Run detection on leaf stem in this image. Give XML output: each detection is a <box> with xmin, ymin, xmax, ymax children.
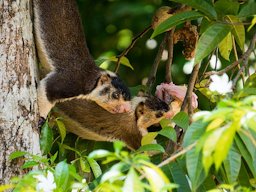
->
<box><xmin>165</xmin><ymin>28</ymin><xmax>175</xmax><ymax>83</ymax></box>
<box><xmin>158</xmin><ymin>142</ymin><xmax>197</xmax><ymax>168</ymax></box>
<box><xmin>146</xmin><ymin>33</ymin><xmax>168</xmax><ymax>93</ymax></box>
<box><xmin>114</xmin><ymin>25</ymin><xmax>152</xmax><ymax>73</ymax></box>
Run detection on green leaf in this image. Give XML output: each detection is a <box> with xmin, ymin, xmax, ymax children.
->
<box><xmin>50</xmin><ymin>151</ymin><xmax>58</xmax><ymax>164</ymax></box>
<box><xmin>238</xmin><ymin>130</ymin><xmax>256</xmax><ymax>158</ymax></box>
<box><xmin>238</xmin><ymin>1</ymin><xmax>256</xmax><ymax>18</ymax></box>
<box><xmin>235</xmin><ymin>135</ymin><xmax>256</xmax><ymax>177</ymax></box>
<box><xmin>141</xmin><ymin>132</ymin><xmax>158</xmax><ymax>145</ymax></box>
<box><xmin>62</xmin><ymin>144</ymin><xmax>81</xmax><ymax>155</ymax></box>
<box><xmin>137</xmin><ymin>144</ymin><xmax>165</xmax><ymax>153</ymax></box>
<box><xmin>204</xmin><ymin>108</ymin><xmax>233</xmax><ymax>122</ymax></box>
<box><xmin>172</xmin><ymin>111</ymin><xmax>189</xmax><ymax>129</ymax></box>
<box><xmin>206</xmin><ymin>117</ymin><xmax>225</xmax><ymax>131</ymax></box>
<box><xmin>56</xmin><ymin>118</ymin><xmax>66</xmax><ymax>144</ymax></box>
<box><xmin>21</xmin><ymin>161</ymin><xmax>39</xmax><ymax>169</ymax></box>
<box><xmin>102</xmin><ymin>156</ymin><xmax>119</xmax><ymax>164</ymax></box>
<box><xmin>223</xmin><ymin>145</ymin><xmax>241</xmax><ymax>183</ymax></box>
<box><xmin>170</xmin><ymin>0</ymin><xmax>217</xmax><ymax>19</ymax></box>
<box><xmin>202</xmin><ymin>127</ymin><xmax>225</xmax><ymax>173</ymax></box>
<box><xmin>213</xmin><ymin>122</ymin><xmax>238</xmax><ymax>170</ymax></box>
<box><xmin>218</xmin><ymin>32</ymin><xmax>232</xmax><ymax>61</ymax></box>
<box><xmin>95</xmin><ymin>58</ymin><xmax>107</xmax><ymax>66</ymax></box>
<box><xmin>195</xmin><ymin>23</ymin><xmax>231</xmax><ymax>63</ymax></box>
<box><xmin>238</xmin><ymin>131</ymin><xmax>256</xmax><ymax>169</ymax></box>
<box><xmin>142</xmin><ymin>162</ymin><xmax>170</xmax><ymax>191</ymax></box>
<box><xmin>151</xmin><ymin>11</ymin><xmax>203</xmax><ymax>38</ymax></box>
<box><xmin>245</xmin><ymin>73</ymin><xmax>256</xmax><ymax>88</ymax></box>
<box><xmin>201</xmin><ymin>175</ymin><xmax>217</xmax><ymax>190</ymax></box>
<box><xmin>114</xmin><ymin>141</ymin><xmax>125</xmax><ymax>154</ymax></box>
<box><xmin>69</xmin><ymin>164</ymin><xmax>83</xmax><ymax>181</ymax></box>
<box><xmin>96</xmin><ymin>56</ymin><xmax>134</xmax><ymax>70</ymax></box>
<box><xmin>101</xmin><ymin>162</ymin><xmax>126</xmax><ymax>183</ymax></box>
<box><xmin>87</xmin><ymin>158</ymin><xmax>102</xmax><ymax>178</ymax></box>
<box><xmin>159</xmin><ymin>126</ymin><xmax>177</xmax><ymax>142</ymax></box>
<box><xmin>160</xmin><ymin>118</ymin><xmax>171</xmax><ymax>128</ymax></box>
<box><xmin>248</xmin><ymin>16</ymin><xmax>256</xmax><ymax>31</ymax></box>
<box><xmin>183</xmin><ymin>120</ymin><xmax>207</xmax><ymax>147</ymax></box>
<box><xmin>186</xmin><ymin>149</ymin><xmax>206</xmax><ymax>191</ymax></box>
<box><xmin>9</xmin><ymin>151</ymin><xmax>27</xmax><ymax>160</ymax></box>
<box><xmin>55</xmin><ymin>161</ymin><xmax>69</xmax><ymax>190</ymax></box>
<box><xmin>163</xmin><ymin>162</ymin><xmax>190</xmax><ymax>192</ymax></box>
<box><xmin>246</xmin><ymin>115</ymin><xmax>256</xmax><ymax>132</ymax></box>
<box><xmin>88</xmin><ymin>149</ymin><xmax>112</xmax><ymax>159</ymax></box>
<box><xmin>111</xmin><ymin>56</ymin><xmax>134</xmax><ymax>70</ymax></box>
<box><xmin>183</xmin><ymin>121</ymin><xmax>207</xmax><ymax>190</ymax></box>
<box><xmin>80</xmin><ymin>158</ymin><xmax>91</xmax><ymax>173</ymax></box>
<box><xmin>40</xmin><ymin>121</ymin><xmax>53</xmax><ymax>155</ymax></box>
<box><xmin>200</xmin><ymin>18</ymin><xmax>213</xmax><ymax>34</ymax></box>
<box><xmin>122</xmin><ymin>168</ymin><xmax>144</xmax><ymax>192</ymax></box>
<box><xmin>0</xmin><ymin>184</ymin><xmax>14</xmax><ymax>191</ymax></box>
<box><xmin>237</xmin><ymin>161</ymin><xmax>252</xmax><ymax>187</ymax></box>
<box><xmin>234</xmin><ymin>88</ymin><xmax>256</xmax><ymax>99</ymax></box>
<box><xmin>226</xmin><ymin>15</ymin><xmax>245</xmax><ymax>51</ymax></box>
<box><xmin>214</xmin><ymin>0</ymin><xmax>240</xmax><ymax>16</ymax></box>
<box><xmin>160</xmin><ymin>184</ymin><xmax>179</xmax><ymax>191</ymax></box>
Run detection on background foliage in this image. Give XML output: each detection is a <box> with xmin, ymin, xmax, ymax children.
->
<box><xmin>1</xmin><ymin>0</ymin><xmax>256</xmax><ymax>191</ymax></box>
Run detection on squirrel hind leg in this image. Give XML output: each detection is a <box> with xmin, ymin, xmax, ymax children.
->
<box><xmin>87</xmin><ymin>72</ymin><xmax>132</xmax><ymax>113</ymax></box>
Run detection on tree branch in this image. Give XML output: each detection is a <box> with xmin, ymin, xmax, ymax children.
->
<box><xmin>174</xmin><ymin>63</ymin><xmax>200</xmax><ymax>142</ymax></box>
<box><xmin>181</xmin><ymin>63</ymin><xmax>200</xmax><ymax>115</ymax></box>
<box><xmin>205</xmin><ymin>32</ymin><xmax>256</xmax><ymax>78</ymax></box>
<box><xmin>232</xmin><ymin>32</ymin><xmax>256</xmax><ymax>89</ymax></box>
<box><xmin>114</xmin><ymin>25</ymin><xmax>152</xmax><ymax>73</ymax></box>
<box><xmin>146</xmin><ymin>33</ymin><xmax>168</xmax><ymax>93</ymax></box>
<box><xmin>165</xmin><ymin>29</ymin><xmax>175</xmax><ymax>83</ymax></box>
<box><xmin>158</xmin><ymin>142</ymin><xmax>197</xmax><ymax>168</ymax></box>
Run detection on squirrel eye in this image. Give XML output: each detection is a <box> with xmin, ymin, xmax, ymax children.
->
<box><xmin>155</xmin><ymin>112</ymin><xmax>163</xmax><ymax>118</ymax></box>
<box><xmin>112</xmin><ymin>92</ymin><xmax>120</xmax><ymax>99</ymax></box>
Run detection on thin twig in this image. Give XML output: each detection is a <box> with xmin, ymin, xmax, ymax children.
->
<box><xmin>232</xmin><ymin>35</ymin><xmax>245</xmax><ymax>84</ymax></box>
<box><xmin>165</xmin><ymin>29</ymin><xmax>175</xmax><ymax>83</ymax></box>
<box><xmin>232</xmin><ymin>32</ymin><xmax>256</xmax><ymax>89</ymax></box>
<box><xmin>205</xmin><ymin>58</ymin><xmax>243</xmax><ymax>77</ymax></box>
<box><xmin>158</xmin><ymin>142</ymin><xmax>197</xmax><ymax>168</ymax></box>
<box><xmin>205</xmin><ymin>32</ymin><xmax>256</xmax><ymax>78</ymax></box>
<box><xmin>146</xmin><ymin>33</ymin><xmax>168</xmax><ymax>93</ymax></box>
<box><xmin>200</xmin><ymin>52</ymin><xmax>214</xmax><ymax>81</ymax></box>
<box><xmin>114</xmin><ymin>25</ymin><xmax>152</xmax><ymax>73</ymax></box>
<box><xmin>181</xmin><ymin>63</ymin><xmax>200</xmax><ymax>112</ymax></box>
<box><xmin>174</xmin><ymin>63</ymin><xmax>200</xmax><ymax>142</ymax></box>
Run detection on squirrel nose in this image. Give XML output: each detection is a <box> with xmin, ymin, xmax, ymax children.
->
<box><xmin>165</xmin><ymin>111</ymin><xmax>174</xmax><ymax>119</ymax></box>
<box><xmin>122</xmin><ymin>101</ymin><xmax>131</xmax><ymax>112</ymax></box>
<box><xmin>117</xmin><ymin>101</ymin><xmax>131</xmax><ymax>113</ymax></box>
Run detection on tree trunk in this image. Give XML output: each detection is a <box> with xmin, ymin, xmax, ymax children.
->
<box><xmin>0</xmin><ymin>0</ymin><xmax>40</xmax><ymax>184</ymax></box>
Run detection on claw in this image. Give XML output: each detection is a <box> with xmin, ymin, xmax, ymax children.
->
<box><xmin>38</xmin><ymin>116</ymin><xmax>46</xmax><ymax>129</ymax></box>
<box><xmin>155</xmin><ymin>82</ymin><xmax>198</xmax><ymax>110</ymax></box>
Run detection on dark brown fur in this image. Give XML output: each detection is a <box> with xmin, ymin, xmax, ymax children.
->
<box><xmin>54</xmin><ymin>100</ymin><xmax>142</xmax><ymax>149</ymax></box>
<box><xmin>53</xmin><ymin>96</ymin><xmax>171</xmax><ymax>149</ymax></box>
<box><xmin>34</xmin><ymin>0</ymin><xmax>131</xmax><ymax>118</ymax></box>
<box><xmin>34</xmin><ymin>0</ymin><xmax>101</xmax><ymax>101</ymax></box>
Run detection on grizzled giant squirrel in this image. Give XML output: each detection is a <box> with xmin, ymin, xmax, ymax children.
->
<box><xmin>53</xmin><ymin>96</ymin><xmax>174</xmax><ymax>150</ymax></box>
<box><xmin>34</xmin><ymin>0</ymin><xmax>131</xmax><ymax>118</ymax></box>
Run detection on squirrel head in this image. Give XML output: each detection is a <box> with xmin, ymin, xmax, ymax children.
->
<box><xmin>87</xmin><ymin>71</ymin><xmax>131</xmax><ymax>113</ymax></box>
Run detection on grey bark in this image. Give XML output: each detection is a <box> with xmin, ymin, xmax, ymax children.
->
<box><xmin>0</xmin><ymin>0</ymin><xmax>40</xmax><ymax>184</ymax></box>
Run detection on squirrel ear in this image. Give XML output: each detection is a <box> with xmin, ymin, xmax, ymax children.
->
<box><xmin>98</xmin><ymin>74</ymin><xmax>111</xmax><ymax>85</ymax></box>
<box><xmin>136</xmin><ymin>102</ymin><xmax>145</xmax><ymax>118</ymax></box>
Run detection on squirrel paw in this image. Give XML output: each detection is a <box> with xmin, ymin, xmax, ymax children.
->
<box><xmin>38</xmin><ymin>117</ymin><xmax>46</xmax><ymax>129</ymax></box>
<box><xmin>155</xmin><ymin>82</ymin><xmax>198</xmax><ymax>109</ymax></box>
